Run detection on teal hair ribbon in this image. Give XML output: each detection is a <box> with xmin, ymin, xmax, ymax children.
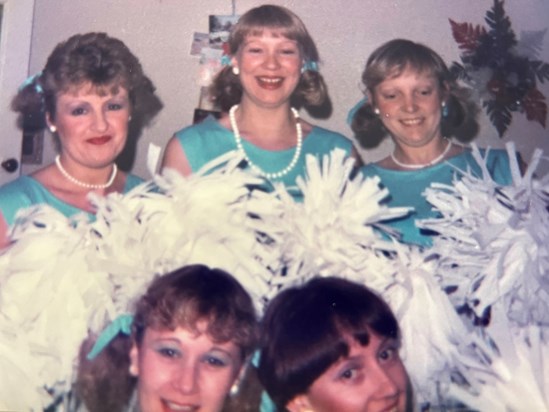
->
<box><xmin>346</xmin><ymin>97</ymin><xmax>367</xmax><ymax>126</ymax></box>
<box><xmin>301</xmin><ymin>60</ymin><xmax>319</xmax><ymax>72</ymax></box>
<box><xmin>220</xmin><ymin>55</ymin><xmax>232</xmax><ymax>66</ymax></box>
<box><xmin>19</xmin><ymin>72</ymin><xmax>43</xmax><ymax>93</ymax></box>
<box><xmin>87</xmin><ymin>314</ymin><xmax>134</xmax><ymax>360</ymax></box>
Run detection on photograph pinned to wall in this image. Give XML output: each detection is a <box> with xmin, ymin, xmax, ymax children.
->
<box><xmin>195</xmin><ymin>48</ymin><xmax>224</xmax><ymax>123</ymax></box>
<box><xmin>209</xmin><ymin>14</ymin><xmax>239</xmax><ymax>53</ymax></box>
<box><xmin>190</xmin><ymin>32</ymin><xmax>210</xmax><ymax>56</ymax></box>
<box><xmin>191</xmin><ymin>13</ymin><xmax>239</xmax><ymax>124</ymax></box>
<box><xmin>198</xmin><ymin>46</ymin><xmax>224</xmax><ymax>88</ymax></box>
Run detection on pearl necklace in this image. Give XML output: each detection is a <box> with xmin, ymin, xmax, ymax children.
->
<box><xmin>229</xmin><ymin>105</ymin><xmax>302</xmax><ymax>179</ymax></box>
<box><xmin>55</xmin><ymin>155</ymin><xmax>117</xmax><ymax>189</ymax></box>
<box><xmin>390</xmin><ymin>139</ymin><xmax>452</xmax><ymax>169</ymax></box>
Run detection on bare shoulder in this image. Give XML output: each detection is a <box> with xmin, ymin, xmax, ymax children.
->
<box><xmin>30</xmin><ymin>164</ymin><xmax>58</xmax><ymax>190</ymax></box>
<box><xmin>161</xmin><ymin>135</ymin><xmax>192</xmax><ymax>176</ymax></box>
<box><xmin>0</xmin><ymin>213</ymin><xmax>10</xmax><ymax>250</ymax></box>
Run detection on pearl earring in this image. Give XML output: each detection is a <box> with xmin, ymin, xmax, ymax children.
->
<box><xmin>49</xmin><ymin>125</ymin><xmax>57</xmax><ymax>133</ymax></box>
<box><xmin>232</xmin><ymin>66</ymin><xmax>240</xmax><ymax>75</ymax></box>
<box><xmin>374</xmin><ymin>108</ymin><xmax>380</xmax><ymax>115</ymax></box>
<box><xmin>441</xmin><ymin>101</ymin><xmax>449</xmax><ymax>118</ymax></box>
<box><xmin>229</xmin><ymin>382</ymin><xmax>239</xmax><ymax>396</ymax></box>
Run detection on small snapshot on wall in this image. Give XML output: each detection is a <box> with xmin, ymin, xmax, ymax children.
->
<box><xmin>192</xmin><ymin>14</ymin><xmax>240</xmax><ymax>124</ymax></box>
<box><xmin>190</xmin><ymin>32</ymin><xmax>210</xmax><ymax>57</ymax></box>
<box><xmin>208</xmin><ymin>14</ymin><xmax>239</xmax><ymax>52</ymax></box>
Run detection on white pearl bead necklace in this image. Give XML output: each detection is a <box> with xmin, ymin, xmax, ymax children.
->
<box><xmin>390</xmin><ymin>139</ymin><xmax>452</xmax><ymax>169</ymax></box>
<box><xmin>55</xmin><ymin>155</ymin><xmax>117</xmax><ymax>189</ymax></box>
<box><xmin>229</xmin><ymin>105</ymin><xmax>302</xmax><ymax>179</ymax></box>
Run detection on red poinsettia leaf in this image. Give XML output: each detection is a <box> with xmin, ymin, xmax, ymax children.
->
<box><xmin>522</xmin><ymin>88</ymin><xmax>547</xmax><ymax>127</ymax></box>
<box><xmin>449</xmin><ymin>19</ymin><xmax>486</xmax><ymax>52</ymax></box>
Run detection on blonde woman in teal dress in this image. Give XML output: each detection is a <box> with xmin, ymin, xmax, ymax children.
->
<box><xmin>0</xmin><ymin>33</ymin><xmax>158</xmax><ymax>248</ymax></box>
<box><xmin>351</xmin><ymin>39</ymin><xmax>514</xmax><ymax>247</ymax></box>
<box><xmin>162</xmin><ymin>5</ymin><xmax>360</xmax><ymax>200</ymax></box>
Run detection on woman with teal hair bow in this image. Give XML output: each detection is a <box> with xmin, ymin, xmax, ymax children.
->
<box><xmin>77</xmin><ymin>264</ymin><xmax>259</xmax><ymax>412</ymax></box>
<box><xmin>349</xmin><ymin>39</ymin><xmax>516</xmax><ymax>247</ymax></box>
<box><xmin>162</xmin><ymin>4</ymin><xmax>360</xmax><ymax>201</ymax></box>
<box><xmin>0</xmin><ymin>32</ymin><xmax>160</xmax><ymax>249</ymax></box>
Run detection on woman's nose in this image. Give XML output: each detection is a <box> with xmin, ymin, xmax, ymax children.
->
<box><xmin>372</xmin><ymin>367</ymin><xmax>400</xmax><ymax>400</ymax></box>
<box><xmin>173</xmin><ymin>362</ymin><xmax>199</xmax><ymax>394</ymax></box>
<box><xmin>402</xmin><ymin>94</ymin><xmax>418</xmax><ymax>112</ymax></box>
<box><xmin>263</xmin><ymin>51</ymin><xmax>281</xmax><ymax>70</ymax></box>
<box><xmin>91</xmin><ymin>110</ymin><xmax>109</xmax><ymax>132</ymax></box>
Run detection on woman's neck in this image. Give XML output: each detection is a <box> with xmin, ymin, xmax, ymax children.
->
<box><xmin>232</xmin><ymin>102</ymin><xmax>297</xmax><ymax>149</ymax></box>
<box><xmin>393</xmin><ymin>137</ymin><xmax>448</xmax><ymax>164</ymax></box>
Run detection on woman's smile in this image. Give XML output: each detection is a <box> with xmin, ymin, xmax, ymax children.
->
<box><xmin>161</xmin><ymin>399</ymin><xmax>200</xmax><ymax>412</ymax></box>
<box><xmin>257</xmin><ymin>76</ymin><xmax>284</xmax><ymax>90</ymax></box>
<box><xmin>86</xmin><ymin>135</ymin><xmax>112</xmax><ymax>145</ymax></box>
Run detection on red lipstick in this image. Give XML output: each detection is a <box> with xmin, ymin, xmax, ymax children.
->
<box><xmin>87</xmin><ymin>135</ymin><xmax>112</xmax><ymax>145</ymax></box>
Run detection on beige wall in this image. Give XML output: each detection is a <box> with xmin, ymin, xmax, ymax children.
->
<box><xmin>24</xmin><ymin>0</ymin><xmax>549</xmax><ymax>177</ymax></box>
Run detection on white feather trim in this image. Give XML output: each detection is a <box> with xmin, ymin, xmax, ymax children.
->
<box><xmin>0</xmin><ymin>152</ymin><xmax>281</xmax><ymax>410</ymax></box>
<box><xmin>416</xmin><ymin>143</ymin><xmax>549</xmax><ymax>409</ymax></box>
<box><xmin>0</xmin><ymin>146</ymin><xmax>547</xmax><ymax>411</ymax></box>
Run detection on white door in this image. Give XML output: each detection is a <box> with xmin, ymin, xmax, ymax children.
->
<box><xmin>0</xmin><ymin>0</ymin><xmax>35</xmax><ymax>185</ymax></box>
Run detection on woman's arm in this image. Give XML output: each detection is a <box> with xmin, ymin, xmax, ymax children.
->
<box><xmin>0</xmin><ymin>213</ymin><xmax>10</xmax><ymax>249</ymax></box>
<box><xmin>161</xmin><ymin>135</ymin><xmax>192</xmax><ymax>176</ymax></box>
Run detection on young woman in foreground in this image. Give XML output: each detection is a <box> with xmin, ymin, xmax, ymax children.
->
<box><xmin>258</xmin><ymin>277</ymin><xmax>411</xmax><ymax>412</ymax></box>
<box><xmin>78</xmin><ymin>265</ymin><xmax>258</xmax><ymax>412</ymax></box>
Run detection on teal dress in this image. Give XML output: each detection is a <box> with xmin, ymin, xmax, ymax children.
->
<box><xmin>0</xmin><ymin>174</ymin><xmax>143</xmax><ymax>226</ymax></box>
<box><xmin>360</xmin><ymin>149</ymin><xmax>513</xmax><ymax>247</ymax></box>
<box><xmin>174</xmin><ymin>116</ymin><xmax>354</xmax><ymax>200</ymax></box>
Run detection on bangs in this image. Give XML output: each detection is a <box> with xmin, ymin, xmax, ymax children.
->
<box><xmin>383</xmin><ymin>62</ymin><xmax>436</xmax><ymax>83</ymax></box>
<box><xmin>228</xmin><ymin>5</ymin><xmax>315</xmax><ymax>58</ymax></box>
<box><xmin>146</xmin><ymin>296</ymin><xmax>244</xmax><ymax>345</ymax></box>
<box><xmin>271</xmin><ymin>305</ymin><xmax>398</xmax><ymax>394</ymax></box>
<box><xmin>133</xmin><ymin>266</ymin><xmax>258</xmax><ymax>361</ymax></box>
<box><xmin>241</xmin><ymin>25</ymin><xmax>298</xmax><ymax>42</ymax></box>
<box><xmin>59</xmin><ymin>80</ymin><xmax>126</xmax><ymax>98</ymax></box>
<box><xmin>366</xmin><ymin>39</ymin><xmax>448</xmax><ymax>90</ymax></box>
<box><xmin>230</xmin><ymin>23</ymin><xmax>301</xmax><ymax>55</ymax></box>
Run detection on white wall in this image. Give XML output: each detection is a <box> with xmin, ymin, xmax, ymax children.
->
<box><xmin>23</xmin><ymin>0</ymin><xmax>549</xmax><ymax>177</ymax></box>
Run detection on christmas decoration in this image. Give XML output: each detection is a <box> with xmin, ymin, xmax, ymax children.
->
<box><xmin>450</xmin><ymin>0</ymin><xmax>549</xmax><ymax>136</ymax></box>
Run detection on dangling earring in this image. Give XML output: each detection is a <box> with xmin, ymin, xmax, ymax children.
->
<box><xmin>441</xmin><ymin>101</ymin><xmax>449</xmax><ymax>118</ymax></box>
<box><xmin>374</xmin><ymin>107</ymin><xmax>380</xmax><ymax>116</ymax></box>
<box><xmin>49</xmin><ymin>125</ymin><xmax>57</xmax><ymax>133</ymax></box>
<box><xmin>229</xmin><ymin>382</ymin><xmax>240</xmax><ymax>397</ymax></box>
<box><xmin>232</xmin><ymin>66</ymin><xmax>240</xmax><ymax>76</ymax></box>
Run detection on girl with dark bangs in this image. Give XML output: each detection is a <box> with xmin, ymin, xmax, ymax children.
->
<box><xmin>258</xmin><ymin>277</ymin><xmax>411</xmax><ymax>412</ymax></box>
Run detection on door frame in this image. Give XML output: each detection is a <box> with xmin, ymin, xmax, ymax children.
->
<box><xmin>0</xmin><ymin>0</ymin><xmax>35</xmax><ymax>184</ymax></box>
